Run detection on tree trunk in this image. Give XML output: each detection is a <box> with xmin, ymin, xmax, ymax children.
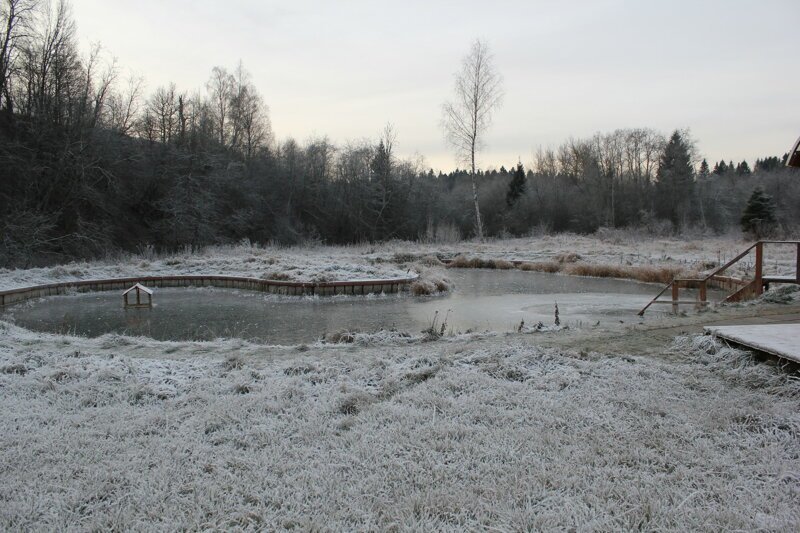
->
<box><xmin>470</xmin><ymin>145</ymin><xmax>483</xmax><ymax>240</ymax></box>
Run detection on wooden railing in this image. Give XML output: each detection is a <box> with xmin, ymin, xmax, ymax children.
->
<box><xmin>638</xmin><ymin>240</ymin><xmax>800</xmax><ymax>316</ymax></box>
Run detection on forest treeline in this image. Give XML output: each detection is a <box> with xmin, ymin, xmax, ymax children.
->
<box><xmin>1</xmin><ymin>0</ymin><xmax>798</xmax><ymax>267</ymax></box>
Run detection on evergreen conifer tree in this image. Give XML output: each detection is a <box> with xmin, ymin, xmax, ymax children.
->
<box><xmin>506</xmin><ymin>162</ymin><xmax>526</xmax><ymax>206</ymax></box>
<box><xmin>736</xmin><ymin>160</ymin><xmax>751</xmax><ymax>175</ymax></box>
<box><xmin>655</xmin><ymin>131</ymin><xmax>694</xmax><ymax>227</ymax></box>
<box><xmin>740</xmin><ymin>187</ymin><xmax>777</xmax><ymax>238</ymax></box>
<box><xmin>698</xmin><ymin>159</ymin><xmax>710</xmax><ymax>179</ymax></box>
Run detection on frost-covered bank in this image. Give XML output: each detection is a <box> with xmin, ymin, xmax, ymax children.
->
<box><xmin>0</xmin><ymin>244</ymin><xmax>411</xmax><ymax>292</ymax></box>
<box><xmin>4</xmin><ymin>234</ymin><xmax>797</xmax><ymax>293</ymax></box>
<box><xmin>1</xmin><ymin>322</ymin><xmax>798</xmax><ymax>530</ymax></box>
<box><xmin>4</xmin><ymin>234</ymin><xmax>796</xmax><ymax>298</ymax></box>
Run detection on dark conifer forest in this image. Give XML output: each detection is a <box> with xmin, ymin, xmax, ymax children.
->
<box><xmin>2</xmin><ymin>0</ymin><xmax>798</xmax><ymax>267</ymax></box>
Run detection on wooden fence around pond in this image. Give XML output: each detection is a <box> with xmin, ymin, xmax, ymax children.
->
<box><xmin>0</xmin><ymin>274</ymin><xmax>418</xmax><ymax>308</ymax></box>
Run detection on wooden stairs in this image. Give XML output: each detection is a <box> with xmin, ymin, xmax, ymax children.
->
<box><xmin>638</xmin><ymin>240</ymin><xmax>800</xmax><ymax>316</ymax></box>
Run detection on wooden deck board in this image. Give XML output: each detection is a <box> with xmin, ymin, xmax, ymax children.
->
<box><xmin>704</xmin><ymin>324</ymin><xmax>800</xmax><ymax>363</ymax></box>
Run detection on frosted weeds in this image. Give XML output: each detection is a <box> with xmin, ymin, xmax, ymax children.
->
<box><xmin>5</xmin><ymin>234</ymin><xmax>796</xmax><ymax>292</ymax></box>
<box><xmin>1</xmin><ymin>323</ymin><xmax>799</xmax><ymax>530</ymax></box>
<box><xmin>0</xmin><ymin>243</ymin><xmax>410</xmax><ymax>291</ymax></box>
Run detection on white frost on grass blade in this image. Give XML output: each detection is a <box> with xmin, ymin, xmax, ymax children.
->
<box><xmin>1</xmin><ymin>326</ymin><xmax>799</xmax><ymax>530</ymax></box>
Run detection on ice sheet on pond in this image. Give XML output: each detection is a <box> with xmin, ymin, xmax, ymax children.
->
<box><xmin>3</xmin><ymin>269</ymin><xmax>707</xmax><ymax>345</ymax></box>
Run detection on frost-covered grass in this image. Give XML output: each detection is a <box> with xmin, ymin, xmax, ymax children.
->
<box><xmin>0</xmin><ymin>242</ymin><xmax>410</xmax><ymax>291</ymax></box>
<box><xmin>389</xmin><ymin>233</ymin><xmax>800</xmax><ymax>281</ymax></box>
<box><xmin>1</xmin><ymin>321</ymin><xmax>799</xmax><ymax>530</ymax></box>
<box><xmin>3</xmin><ymin>233</ymin><xmax>795</xmax><ymax>292</ymax></box>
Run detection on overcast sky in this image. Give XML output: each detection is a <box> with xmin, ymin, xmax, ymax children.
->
<box><xmin>70</xmin><ymin>0</ymin><xmax>799</xmax><ymax>172</ymax></box>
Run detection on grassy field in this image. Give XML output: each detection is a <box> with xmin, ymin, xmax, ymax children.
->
<box><xmin>1</xmin><ymin>320</ymin><xmax>799</xmax><ymax>530</ymax></box>
<box><xmin>1</xmin><ymin>236</ymin><xmax>799</xmax><ymax>530</ymax></box>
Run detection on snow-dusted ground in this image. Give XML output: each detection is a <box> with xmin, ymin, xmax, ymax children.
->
<box><xmin>1</xmin><ymin>320</ymin><xmax>799</xmax><ymax>530</ymax></box>
<box><xmin>2</xmin><ymin>236</ymin><xmax>799</xmax><ymax>529</ymax></box>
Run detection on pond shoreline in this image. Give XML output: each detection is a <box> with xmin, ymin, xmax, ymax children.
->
<box><xmin>0</xmin><ymin>273</ymin><xmax>419</xmax><ymax>307</ymax></box>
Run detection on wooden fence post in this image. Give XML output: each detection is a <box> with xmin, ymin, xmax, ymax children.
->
<box><xmin>699</xmin><ymin>281</ymin><xmax>707</xmax><ymax>310</ymax></box>
<box><xmin>754</xmin><ymin>241</ymin><xmax>763</xmax><ymax>296</ymax></box>
<box><xmin>796</xmin><ymin>242</ymin><xmax>800</xmax><ymax>283</ymax></box>
<box><xmin>672</xmin><ymin>282</ymin><xmax>679</xmax><ymax>314</ymax></box>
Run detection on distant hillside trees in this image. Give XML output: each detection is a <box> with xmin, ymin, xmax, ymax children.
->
<box><xmin>1</xmin><ymin>1</ymin><xmax>799</xmax><ymax>268</ymax></box>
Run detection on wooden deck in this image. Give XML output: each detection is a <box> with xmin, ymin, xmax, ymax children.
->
<box><xmin>705</xmin><ymin>324</ymin><xmax>800</xmax><ymax>363</ymax></box>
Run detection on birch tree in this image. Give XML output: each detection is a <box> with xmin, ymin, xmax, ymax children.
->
<box><xmin>441</xmin><ymin>39</ymin><xmax>503</xmax><ymax>240</ymax></box>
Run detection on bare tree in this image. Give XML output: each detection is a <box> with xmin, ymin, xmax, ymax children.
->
<box><xmin>106</xmin><ymin>73</ymin><xmax>143</xmax><ymax>134</ymax></box>
<box><xmin>229</xmin><ymin>62</ymin><xmax>271</xmax><ymax>159</ymax></box>
<box><xmin>441</xmin><ymin>39</ymin><xmax>503</xmax><ymax>240</ymax></box>
<box><xmin>147</xmin><ymin>83</ymin><xmax>177</xmax><ymax>143</ymax></box>
<box><xmin>0</xmin><ymin>0</ymin><xmax>36</xmax><ymax>117</ymax></box>
<box><xmin>206</xmin><ymin>65</ymin><xmax>234</xmax><ymax>146</ymax></box>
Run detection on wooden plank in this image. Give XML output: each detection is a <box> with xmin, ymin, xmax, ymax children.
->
<box><xmin>647</xmin><ymin>300</ymin><xmax>710</xmax><ymax>305</ymax></box>
<box><xmin>705</xmin><ymin>324</ymin><xmax>800</xmax><ymax>363</ymax></box>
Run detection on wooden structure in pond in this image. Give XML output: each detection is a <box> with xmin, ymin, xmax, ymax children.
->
<box><xmin>639</xmin><ymin>240</ymin><xmax>800</xmax><ymax>315</ymax></box>
<box><xmin>123</xmin><ymin>283</ymin><xmax>153</xmax><ymax>308</ymax></box>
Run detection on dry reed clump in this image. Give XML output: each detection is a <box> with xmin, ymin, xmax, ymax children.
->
<box><xmin>324</xmin><ymin>330</ymin><xmax>357</xmax><ymax>344</ymax></box>
<box><xmin>433</xmin><ymin>277</ymin><xmax>451</xmax><ymax>292</ymax></box>
<box><xmin>260</xmin><ymin>271</ymin><xmax>292</xmax><ymax>281</ymax></box>
<box><xmin>223</xmin><ymin>355</ymin><xmax>245</xmax><ymax>371</ymax></box>
<box><xmin>517</xmin><ymin>261</ymin><xmax>562</xmax><ymax>273</ymax></box>
<box><xmin>554</xmin><ymin>252</ymin><xmax>581</xmax><ymax>264</ymax></box>
<box><xmin>417</xmin><ymin>255</ymin><xmax>444</xmax><ymax>267</ymax></box>
<box><xmin>447</xmin><ymin>256</ymin><xmax>511</xmax><ymax>270</ymax></box>
<box><xmin>410</xmin><ymin>270</ymin><xmax>452</xmax><ymax>296</ymax></box>
<box><xmin>564</xmin><ymin>263</ymin><xmax>685</xmax><ymax>284</ymax></box>
<box><xmin>391</xmin><ymin>252</ymin><xmax>418</xmax><ymax>264</ymax></box>
<box><xmin>410</xmin><ymin>279</ymin><xmax>437</xmax><ymax>296</ymax></box>
<box><xmin>492</xmin><ymin>259</ymin><xmax>515</xmax><ymax>270</ymax></box>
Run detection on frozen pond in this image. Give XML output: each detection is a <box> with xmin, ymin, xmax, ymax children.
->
<box><xmin>3</xmin><ymin>269</ymin><xmax>680</xmax><ymax>344</ymax></box>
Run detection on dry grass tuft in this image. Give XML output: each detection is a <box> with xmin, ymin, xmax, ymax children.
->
<box><xmin>447</xmin><ymin>255</ymin><xmax>475</xmax><ymax>268</ymax></box>
<box><xmin>447</xmin><ymin>256</ymin><xmax>510</xmax><ymax>270</ymax></box>
<box><xmin>223</xmin><ymin>355</ymin><xmax>245</xmax><ymax>371</ymax></box>
<box><xmin>410</xmin><ymin>279</ymin><xmax>437</xmax><ymax>296</ymax></box>
<box><xmin>564</xmin><ymin>263</ymin><xmax>685</xmax><ymax>284</ymax></box>
<box><xmin>554</xmin><ymin>252</ymin><xmax>581</xmax><ymax>264</ymax></box>
<box><xmin>260</xmin><ymin>271</ymin><xmax>292</xmax><ymax>281</ymax></box>
<box><xmin>448</xmin><ymin>254</ymin><xmax>688</xmax><ymax>284</ymax></box>
<box><xmin>324</xmin><ymin>330</ymin><xmax>357</xmax><ymax>344</ymax></box>
<box><xmin>417</xmin><ymin>255</ymin><xmax>444</xmax><ymax>267</ymax></box>
<box><xmin>410</xmin><ymin>270</ymin><xmax>452</xmax><ymax>296</ymax></box>
<box><xmin>517</xmin><ymin>261</ymin><xmax>561</xmax><ymax>273</ymax></box>
<box><xmin>337</xmin><ymin>391</ymin><xmax>373</xmax><ymax>415</ymax></box>
<box><xmin>1</xmin><ymin>363</ymin><xmax>28</xmax><ymax>375</ymax></box>
<box><xmin>392</xmin><ymin>252</ymin><xmax>417</xmax><ymax>264</ymax></box>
